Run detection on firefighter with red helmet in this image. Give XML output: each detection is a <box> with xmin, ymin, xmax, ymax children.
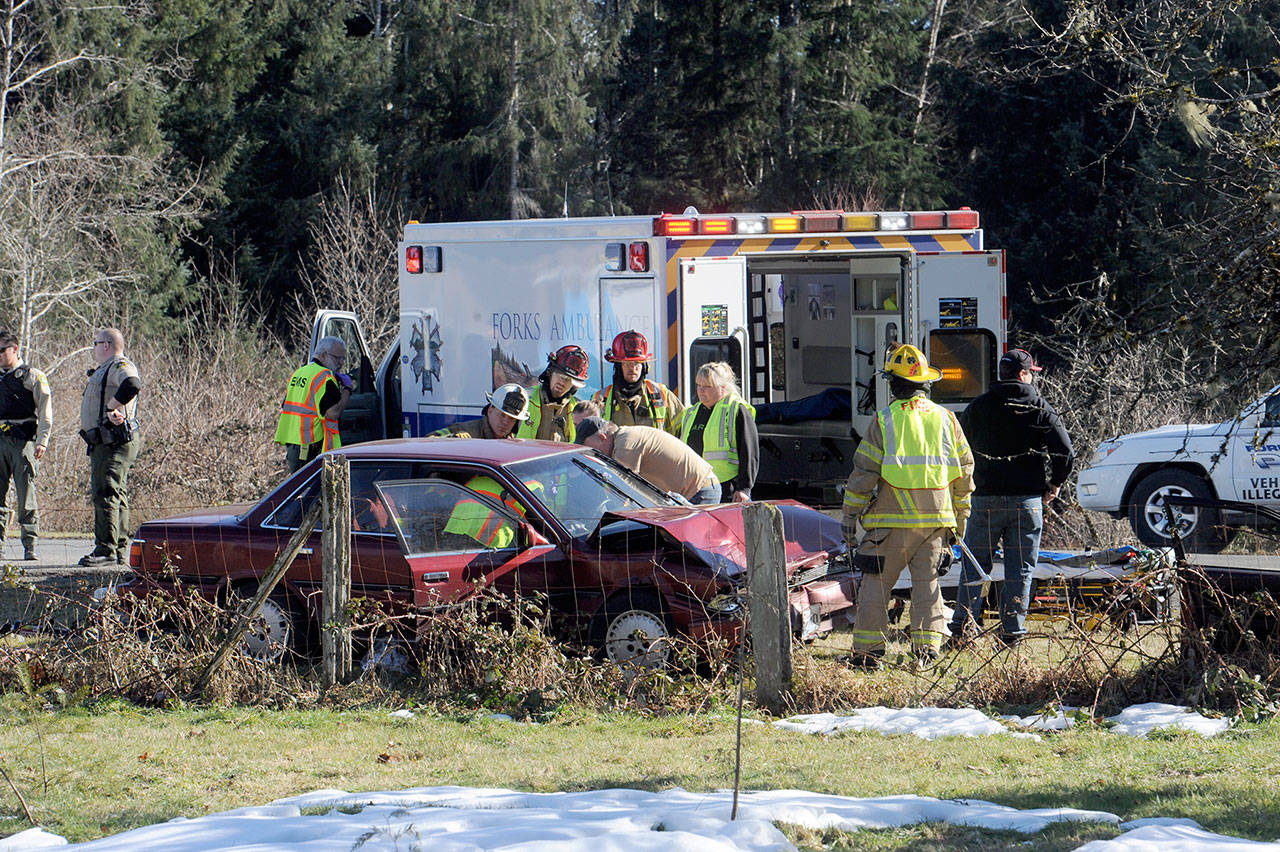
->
<box><xmin>519</xmin><ymin>345</ymin><xmax>589</xmax><ymax>442</ymax></box>
<box><xmin>593</xmin><ymin>330</ymin><xmax>684</xmax><ymax>435</ymax></box>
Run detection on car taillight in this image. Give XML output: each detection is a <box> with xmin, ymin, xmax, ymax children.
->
<box><xmin>405</xmin><ymin>245</ymin><xmax>422</xmax><ymax>273</ymax></box>
<box><xmin>129</xmin><ymin>539</ymin><xmax>143</xmax><ymax>568</ymax></box>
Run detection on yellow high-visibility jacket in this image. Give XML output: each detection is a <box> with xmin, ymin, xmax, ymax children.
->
<box><xmin>842</xmin><ymin>394</ymin><xmax>973</xmax><ymax>534</ymax></box>
<box><xmin>679</xmin><ymin>395</ymin><xmax>756</xmax><ymax>483</ymax></box>
<box><xmin>274</xmin><ymin>363</ymin><xmax>341</xmax><ymax>452</ymax></box>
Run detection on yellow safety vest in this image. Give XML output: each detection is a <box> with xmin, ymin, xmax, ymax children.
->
<box><xmin>274</xmin><ymin>363</ymin><xmax>341</xmax><ymax>452</ymax></box>
<box><xmin>443</xmin><ymin>476</ymin><xmax>517</xmax><ymax>549</ymax></box>
<box><xmin>858</xmin><ymin>397</ymin><xmax>967</xmax><ymax>529</ymax></box>
<box><xmin>520</xmin><ymin>385</ymin><xmax>577</xmax><ymax>442</ymax></box>
<box><xmin>599</xmin><ymin>380</ymin><xmax>676</xmax><ymax>432</ymax></box>
<box><xmin>680</xmin><ymin>395</ymin><xmax>755</xmax><ymax>483</ymax></box>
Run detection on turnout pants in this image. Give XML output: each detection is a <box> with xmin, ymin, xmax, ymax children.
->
<box><xmin>0</xmin><ymin>432</ymin><xmax>38</xmax><ymax>548</ymax></box>
<box><xmin>89</xmin><ymin>437</ymin><xmax>139</xmax><ymax>558</ymax></box>
<box><xmin>850</xmin><ymin>527</ymin><xmax>947</xmax><ymax>656</ymax></box>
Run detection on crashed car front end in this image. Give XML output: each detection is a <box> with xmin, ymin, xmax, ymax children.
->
<box><xmin>589</xmin><ymin>500</ymin><xmax>855</xmax><ymax>644</ymax></box>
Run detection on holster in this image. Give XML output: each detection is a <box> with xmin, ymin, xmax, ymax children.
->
<box><xmin>853</xmin><ymin>552</ymin><xmax>886</xmax><ymax>574</ymax></box>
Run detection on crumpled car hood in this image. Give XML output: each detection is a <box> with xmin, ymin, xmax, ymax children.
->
<box><xmin>598</xmin><ymin>500</ymin><xmax>845</xmax><ymax>580</ymax></box>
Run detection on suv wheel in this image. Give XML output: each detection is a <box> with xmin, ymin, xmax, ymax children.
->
<box><xmin>1127</xmin><ymin>469</ymin><xmax>1226</xmax><ymax>553</ymax></box>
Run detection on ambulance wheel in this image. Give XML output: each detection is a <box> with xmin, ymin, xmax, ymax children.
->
<box><xmin>591</xmin><ymin>592</ymin><xmax>673</xmax><ymax>670</ymax></box>
<box><xmin>1127</xmin><ymin>469</ymin><xmax>1226</xmax><ymax>553</ymax></box>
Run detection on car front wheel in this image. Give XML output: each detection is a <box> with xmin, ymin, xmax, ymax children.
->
<box><xmin>1127</xmin><ymin>469</ymin><xmax>1226</xmax><ymax>553</ymax></box>
<box><xmin>591</xmin><ymin>593</ymin><xmax>673</xmax><ymax>670</ymax></box>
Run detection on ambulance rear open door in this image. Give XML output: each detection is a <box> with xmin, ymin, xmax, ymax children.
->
<box><xmin>311</xmin><ymin>309</ymin><xmax>382</xmax><ymax>445</ymax></box>
<box><xmin>913</xmin><ymin>251</ymin><xmax>1004</xmax><ymax>410</ymax></box>
<box><xmin>679</xmin><ymin>256</ymin><xmax>748</xmax><ymax>401</ymax></box>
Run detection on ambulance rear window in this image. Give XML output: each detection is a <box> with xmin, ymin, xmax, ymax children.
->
<box><xmin>929</xmin><ymin>330</ymin><xmax>995</xmax><ymax>403</ymax></box>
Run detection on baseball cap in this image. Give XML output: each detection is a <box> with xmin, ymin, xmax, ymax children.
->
<box><xmin>575</xmin><ymin>416</ymin><xmax>609</xmax><ymax>444</ymax></box>
<box><xmin>999</xmin><ymin>348</ymin><xmax>1042</xmax><ymax>379</ymax></box>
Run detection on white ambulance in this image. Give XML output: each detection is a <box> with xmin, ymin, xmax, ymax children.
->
<box><xmin>319</xmin><ymin>208</ymin><xmax>1007</xmax><ymax>502</ymax></box>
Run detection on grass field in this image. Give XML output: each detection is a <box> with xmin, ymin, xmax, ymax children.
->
<box><xmin>3</xmin><ymin>694</ymin><xmax>1280</xmax><ymax>849</ymax></box>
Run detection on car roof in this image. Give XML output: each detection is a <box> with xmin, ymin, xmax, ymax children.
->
<box><xmin>332</xmin><ymin>437</ymin><xmax>583</xmax><ymax>465</ymax></box>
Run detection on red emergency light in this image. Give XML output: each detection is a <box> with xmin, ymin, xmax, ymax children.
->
<box><xmin>653</xmin><ymin>216</ymin><xmax>697</xmax><ymax>236</ymax></box>
<box><xmin>628</xmin><ymin>241</ymin><xmax>649</xmax><ymax>272</ymax></box>
<box><xmin>405</xmin><ymin>245</ymin><xmax>422</xmax><ymax>274</ymax></box>
<box><xmin>699</xmin><ymin>217</ymin><xmax>735</xmax><ymax>235</ymax></box>
<box><xmin>911</xmin><ymin>212</ymin><xmax>945</xmax><ymax>229</ymax></box>
<box><xmin>947</xmin><ymin>208</ymin><xmax>979</xmax><ymax>229</ymax></box>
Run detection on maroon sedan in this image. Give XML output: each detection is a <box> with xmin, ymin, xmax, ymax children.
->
<box><xmin>128</xmin><ymin>439</ymin><xmax>855</xmax><ymax>666</ymax></box>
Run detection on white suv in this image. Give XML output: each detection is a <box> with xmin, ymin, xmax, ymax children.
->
<box><xmin>1076</xmin><ymin>384</ymin><xmax>1280</xmax><ymax>552</ymax></box>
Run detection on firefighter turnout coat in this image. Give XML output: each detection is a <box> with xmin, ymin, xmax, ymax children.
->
<box><xmin>842</xmin><ymin>392</ymin><xmax>974</xmax><ymax>657</ymax></box>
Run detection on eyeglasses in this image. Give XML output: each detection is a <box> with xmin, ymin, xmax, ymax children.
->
<box><xmin>93</xmin><ymin>340</ymin><xmax>110</xmax><ymax>346</ymax></box>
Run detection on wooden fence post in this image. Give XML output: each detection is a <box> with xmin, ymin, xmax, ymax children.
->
<box><xmin>743</xmin><ymin>501</ymin><xmax>792</xmax><ymax>714</ymax></box>
<box><xmin>321</xmin><ymin>455</ymin><xmax>352</xmax><ymax>689</ymax></box>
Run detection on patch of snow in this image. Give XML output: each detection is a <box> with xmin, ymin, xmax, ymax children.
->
<box><xmin>776</xmin><ymin>704</ymin><xmax>1231</xmax><ymax>741</ymax></box>
<box><xmin>388</xmin><ymin>709</ymin><xmax>414</xmax><ymax>719</ymax></box>
<box><xmin>773</xmin><ymin>708</ymin><xmax>1038</xmax><ymax>740</ymax></box>
<box><xmin>1119</xmin><ymin>817</ymin><xmax>1204</xmax><ymax>830</ymax></box>
<box><xmin>10</xmin><ymin>786</ymin><xmax>1280</xmax><ymax>851</ymax></box>
<box><xmin>10</xmin><ymin>787</ymin><xmax>1122</xmax><ymax>851</ymax></box>
<box><xmin>0</xmin><ymin>828</ymin><xmax>66</xmax><ymax>850</ymax></box>
<box><xmin>1075</xmin><ymin>823</ymin><xmax>1280</xmax><ymax>850</ymax></box>
<box><xmin>1106</xmin><ymin>703</ymin><xmax>1231</xmax><ymax>738</ymax></box>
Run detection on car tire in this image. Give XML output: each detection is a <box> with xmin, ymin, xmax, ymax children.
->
<box><xmin>590</xmin><ymin>592</ymin><xmax>673</xmax><ymax>670</ymax></box>
<box><xmin>1127</xmin><ymin>469</ymin><xmax>1226</xmax><ymax>553</ymax></box>
<box><xmin>228</xmin><ymin>582</ymin><xmax>305</xmax><ymax>661</ymax></box>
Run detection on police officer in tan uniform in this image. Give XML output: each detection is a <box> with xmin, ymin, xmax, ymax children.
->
<box><xmin>0</xmin><ymin>330</ymin><xmax>52</xmax><ymax>560</ymax></box>
<box><xmin>78</xmin><ymin>328</ymin><xmax>142</xmax><ymax>566</ymax></box>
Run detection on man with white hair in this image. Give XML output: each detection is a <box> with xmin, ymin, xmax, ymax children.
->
<box><xmin>274</xmin><ymin>335</ymin><xmax>352</xmax><ymax>472</ymax></box>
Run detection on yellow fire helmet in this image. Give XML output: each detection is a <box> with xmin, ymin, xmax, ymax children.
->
<box><xmin>883</xmin><ymin>343</ymin><xmax>943</xmax><ymax>383</ymax></box>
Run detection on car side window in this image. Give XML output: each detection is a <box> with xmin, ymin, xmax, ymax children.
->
<box><xmin>350</xmin><ymin>461</ymin><xmax>413</xmax><ymax>533</ymax></box>
<box><xmin>1263</xmin><ymin>395</ymin><xmax>1280</xmax><ymax>428</ymax></box>
<box><xmin>376</xmin><ymin>479</ymin><xmax>521</xmax><ymax>555</ymax></box>
<box><xmin>268</xmin><ymin>461</ymin><xmax>414</xmax><ymax>532</ymax></box>
<box><xmin>267</xmin><ymin>476</ymin><xmax>321</xmax><ymax>530</ymax></box>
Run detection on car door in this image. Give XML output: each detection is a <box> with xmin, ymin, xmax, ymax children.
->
<box><xmin>1229</xmin><ymin>388</ymin><xmax>1280</xmax><ymax>511</ymax></box>
<box><xmin>312</xmin><ymin>309</ymin><xmax>382</xmax><ymax>444</ymax></box>
<box><xmin>376</xmin><ymin>479</ymin><xmax>560</xmax><ymax>608</ymax></box>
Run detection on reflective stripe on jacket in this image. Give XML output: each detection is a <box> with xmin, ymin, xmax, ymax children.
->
<box><xmin>274</xmin><ymin>363</ymin><xmax>341</xmax><ymax>451</ymax></box>
<box><xmin>442</xmin><ymin>476</ymin><xmax>517</xmax><ymax>549</ymax></box>
<box><xmin>680</xmin><ymin>395</ymin><xmax>756</xmax><ymax>483</ymax></box>
<box><xmin>597</xmin><ymin>380</ymin><xmax>681</xmax><ymax>434</ymax></box>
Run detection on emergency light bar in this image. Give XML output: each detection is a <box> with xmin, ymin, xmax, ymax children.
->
<box><xmin>653</xmin><ymin>208</ymin><xmax>979</xmax><ymax>237</ymax></box>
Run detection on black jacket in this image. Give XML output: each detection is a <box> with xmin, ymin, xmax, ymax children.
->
<box><xmin>958</xmin><ymin>381</ymin><xmax>1073</xmax><ymax>496</ymax></box>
